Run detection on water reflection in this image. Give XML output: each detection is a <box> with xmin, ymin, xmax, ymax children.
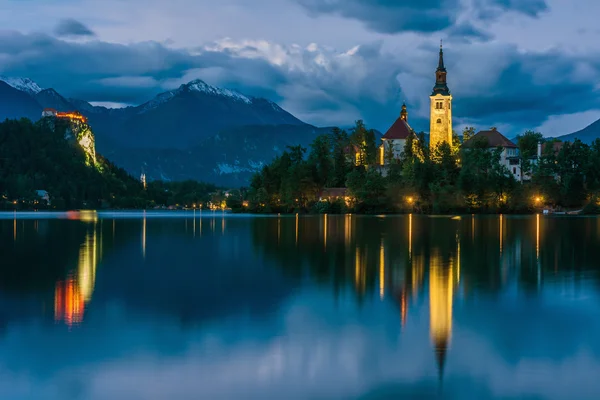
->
<box><xmin>0</xmin><ymin>212</ymin><xmax>600</xmax><ymax>399</ymax></box>
<box><xmin>54</xmin><ymin>224</ymin><xmax>101</xmax><ymax>326</ymax></box>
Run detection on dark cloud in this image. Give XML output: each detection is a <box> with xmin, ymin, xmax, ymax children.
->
<box><xmin>0</xmin><ymin>30</ymin><xmax>598</xmax><ymax>137</ymax></box>
<box><xmin>446</xmin><ymin>22</ymin><xmax>493</xmax><ymax>42</ymax></box>
<box><xmin>54</xmin><ymin>19</ymin><xmax>96</xmax><ymax>37</ymax></box>
<box><xmin>295</xmin><ymin>0</ymin><xmax>548</xmax><ymax>40</ymax></box>
<box><xmin>451</xmin><ymin>49</ymin><xmax>600</xmax><ymax>134</ymax></box>
<box><xmin>295</xmin><ymin>0</ymin><xmax>461</xmax><ymax>34</ymax></box>
<box><xmin>474</xmin><ymin>0</ymin><xmax>549</xmax><ymax>20</ymax></box>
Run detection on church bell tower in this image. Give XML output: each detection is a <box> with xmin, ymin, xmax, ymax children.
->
<box><xmin>429</xmin><ymin>42</ymin><xmax>453</xmax><ymax>151</ymax></box>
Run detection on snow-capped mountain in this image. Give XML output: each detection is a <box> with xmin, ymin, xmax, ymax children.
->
<box><xmin>0</xmin><ymin>76</ymin><xmax>43</xmax><ymax>95</ymax></box>
<box><xmin>0</xmin><ymin>76</ymin><xmax>324</xmax><ymax>185</ymax></box>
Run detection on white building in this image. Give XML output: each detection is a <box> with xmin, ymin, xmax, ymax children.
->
<box><xmin>42</xmin><ymin>108</ymin><xmax>57</xmax><ymax>117</ymax></box>
<box><xmin>462</xmin><ymin>128</ymin><xmax>521</xmax><ymax>181</ymax></box>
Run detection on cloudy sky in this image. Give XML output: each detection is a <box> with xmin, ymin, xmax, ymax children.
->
<box><xmin>1</xmin><ymin>0</ymin><xmax>600</xmax><ymax>137</ymax></box>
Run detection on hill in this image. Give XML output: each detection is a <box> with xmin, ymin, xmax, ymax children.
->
<box><xmin>0</xmin><ymin>81</ymin><xmax>42</xmax><ymax>121</ymax></box>
<box><xmin>0</xmin><ymin>117</ymin><xmax>145</xmax><ymax>209</ymax></box>
<box><xmin>557</xmin><ymin>118</ymin><xmax>600</xmax><ymax>144</ymax></box>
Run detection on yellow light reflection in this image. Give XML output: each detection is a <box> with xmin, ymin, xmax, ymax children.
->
<box><xmin>142</xmin><ymin>212</ymin><xmax>147</xmax><ymax>258</ymax></box>
<box><xmin>13</xmin><ymin>215</ymin><xmax>16</xmax><ymax>241</ymax></box>
<box><xmin>55</xmin><ymin>226</ymin><xmax>100</xmax><ymax>327</ymax></box>
<box><xmin>429</xmin><ymin>247</ymin><xmax>459</xmax><ymax>380</ymax></box>
<box><xmin>324</xmin><ymin>214</ymin><xmax>328</xmax><ymax>250</ymax></box>
<box><xmin>536</xmin><ymin>213</ymin><xmax>540</xmax><ymax>259</ymax></box>
<box><xmin>379</xmin><ymin>239</ymin><xmax>385</xmax><ymax>299</ymax></box>
<box><xmin>499</xmin><ymin>214</ymin><xmax>503</xmax><ymax>254</ymax></box>
<box><xmin>408</xmin><ymin>214</ymin><xmax>413</xmax><ymax>259</ymax></box>
<box><xmin>295</xmin><ymin>213</ymin><xmax>299</xmax><ymax>246</ymax></box>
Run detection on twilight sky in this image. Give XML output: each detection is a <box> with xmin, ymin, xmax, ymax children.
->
<box><xmin>1</xmin><ymin>0</ymin><xmax>600</xmax><ymax>137</ymax></box>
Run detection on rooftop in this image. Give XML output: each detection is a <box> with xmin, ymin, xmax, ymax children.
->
<box><xmin>463</xmin><ymin>129</ymin><xmax>517</xmax><ymax>149</ymax></box>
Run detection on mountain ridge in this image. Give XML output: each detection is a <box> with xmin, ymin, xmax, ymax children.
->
<box><xmin>0</xmin><ymin>76</ymin><xmax>328</xmax><ymax>185</ymax></box>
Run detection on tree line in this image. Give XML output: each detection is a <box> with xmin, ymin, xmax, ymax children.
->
<box><xmin>0</xmin><ymin>118</ymin><xmax>219</xmax><ymax>210</ymax></box>
<box><xmin>245</xmin><ymin>121</ymin><xmax>600</xmax><ymax>214</ymax></box>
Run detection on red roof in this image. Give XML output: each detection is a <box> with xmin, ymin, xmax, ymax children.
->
<box><xmin>382</xmin><ymin>117</ymin><xmax>413</xmax><ymax>140</ymax></box>
<box><xmin>463</xmin><ymin>130</ymin><xmax>517</xmax><ymax>149</ymax></box>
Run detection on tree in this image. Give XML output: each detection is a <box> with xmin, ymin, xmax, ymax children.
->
<box><xmin>462</xmin><ymin>126</ymin><xmax>476</xmax><ymax>143</ymax></box>
<box><xmin>517</xmin><ymin>130</ymin><xmax>544</xmax><ymax>179</ymax></box>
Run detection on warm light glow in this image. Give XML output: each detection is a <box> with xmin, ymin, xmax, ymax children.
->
<box><xmin>142</xmin><ymin>213</ymin><xmax>146</xmax><ymax>258</ymax></box>
<box><xmin>324</xmin><ymin>214</ymin><xmax>328</xmax><ymax>250</ymax></box>
<box><xmin>536</xmin><ymin>213</ymin><xmax>540</xmax><ymax>259</ymax></box>
<box><xmin>534</xmin><ymin>196</ymin><xmax>543</xmax><ymax>204</ymax></box>
<box><xmin>408</xmin><ymin>213</ymin><xmax>413</xmax><ymax>258</ymax></box>
<box><xmin>56</xmin><ymin>111</ymin><xmax>88</xmax><ymax>123</ymax></box>
<box><xmin>379</xmin><ymin>239</ymin><xmax>385</xmax><ymax>299</ymax></box>
<box><xmin>406</xmin><ymin>196</ymin><xmax>415</xmax><ymax>205</ymax></box>
<box><xmin>429</xmin><ymin>250</ymin><xmax>456</xmax><ymax>377</ymax></box>
<box><xmin>55</xmin><ymin>226</ymin><xmax>100</xmax><ymax>327</ymax></box>
<box><xmin>499</xmin><ymin>214</ymin><xmax>503</xmax><ymax>254</ymax></box>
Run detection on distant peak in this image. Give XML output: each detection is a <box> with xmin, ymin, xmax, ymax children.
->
<box><xmin>0</xmin><ymin>76</ymin><xmax>43</xmax><ymax>95</ymax></box>
<box><xmin>180</xmin><ymin>79</ymin><xmax>252</xmax><ymax>104</ymax></box>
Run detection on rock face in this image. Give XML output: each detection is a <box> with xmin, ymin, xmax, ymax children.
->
<box><xmin>41</xmin><ymin>114</ymin><xmax>98</xmax><ymax>167</ymax></box>
<box><xmin>64</xmin><ymin>119</ymin><xmax>97</xmax><ymax>166</ymax></box>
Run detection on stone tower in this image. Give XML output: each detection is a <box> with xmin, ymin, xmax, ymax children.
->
<box><xmin>429</xmin><ymin>42</ymin><xmax>453</xmax><ymax>151</ymax></box>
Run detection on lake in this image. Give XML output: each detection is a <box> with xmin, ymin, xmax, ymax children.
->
<box><xmin>1</xmin><ymin>211</ymin><xmax>600</xmax><ymax>400</ymax></box>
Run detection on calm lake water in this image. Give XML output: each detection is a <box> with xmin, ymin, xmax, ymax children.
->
<box><xmin>1</xmin><ymin>211</ymin><xmax>600</xmax><ymax>400</ymax></box>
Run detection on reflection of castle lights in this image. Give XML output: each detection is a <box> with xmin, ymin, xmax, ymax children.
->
<box><xmin>54</xmin><ymin>278</ymin><xmax>85</xmax><ymax>326</ymax></box>
<box><xmin>55</xmin><ymin>228</ymin><xmax>100</xmax><ymax>327</ymax></box>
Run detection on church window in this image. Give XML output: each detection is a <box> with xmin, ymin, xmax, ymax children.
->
<box><xmin>436</xmin><ymin>119</ymin><xmax>441</xmax><ymax>124</ymax></box>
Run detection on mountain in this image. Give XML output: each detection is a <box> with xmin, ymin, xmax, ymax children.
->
<box><xmin>0</xmin><ymin>81</ymin><xmax>42</xmax><ymax>121</ymax></box>
<box><xmin>96</xmin><ymin>79</ymin><xmax>306</xmax><ymax>150</ymax></box>
<box><xmin>0</xmin><ymin>77</ymin><xmax>331</xmax><ymax>186</ymax></box>
<box><xmin>0</xmin><ymin>76</ymin><xmax>43</xmax><ymax>95</ymax></box>
<box><xmin>103</xmin><ymin>124</ymin><xmax>333</xmax><ymax>187</ymax></box>
<box><xmin>34</xmin><ymin>88</ymin><xmax>77</xmax><ymax>112</ymax></box>
<box><xmin>557</xmin><ymin>118</ymin><xmax>600</xmax><ymax>144</ymax></box>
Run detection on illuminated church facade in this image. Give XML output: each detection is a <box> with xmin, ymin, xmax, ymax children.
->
<box><xmin>378</xmin><ymin>43</ymin><xmax>453</xmax><ymax>164</ymax></box>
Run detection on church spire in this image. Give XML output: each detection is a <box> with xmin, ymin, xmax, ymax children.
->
<box><xmin>400</xmin><ymin>102</ymin><xmax>408</xmax><ymax>122</ymax></box>
<box><xmin>432</xmin><ymin>40</ymin><xmax>450</xmax><ymax>96</ymax></box>
<box><xmin>437</xmin><ymin>40</ymin><xmax>446</xmax><ymax>72</ymax></box>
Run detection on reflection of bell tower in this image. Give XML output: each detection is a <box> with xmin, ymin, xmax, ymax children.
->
<box><xmin>429</xmin><ymin>238</ymin><xmax>460</xmax><ymax>381</ymax></box>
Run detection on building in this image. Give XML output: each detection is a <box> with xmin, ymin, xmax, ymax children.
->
<box><xmin>379</xmin><ymin>103</ymin><xmax>415</xmax><ymax>165</ymax></box>
<box><xmin>41</xmin><ymin>108</ymin><xmax>88</xmax><ymax>124</ymax></box>
<box><xmin>42</xmin><ymin>108</ymin><xmax>57</xmax><ymax>117</ymax></box>
<box><xmin>35</xmin><ymin>189</ymin><xmax>50</xmax><ymax>205</ymax></box>
<box><xmin>429</xmin><ymin>42</ymin><xmax>453</xmax><ymax>151</ymax></box>
<box><xmin>462</xmin><ymin>128</ymin><xmax>521</xmax><ymax>180</ymax></box>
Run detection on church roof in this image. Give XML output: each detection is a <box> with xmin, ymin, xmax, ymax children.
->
<box><xmin>463</xmin><ymin>130</ymin><xmax>517</xmax><ymax>149</ymax></box>
<box><xmin>382</xmin><ymin>118</ymin><xmax>413</xmax><ymax>140</ymax></box>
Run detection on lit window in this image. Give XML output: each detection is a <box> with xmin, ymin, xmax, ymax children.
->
<box><xmin>437</xmin><ymin>119</ymin><xmax>441</xmax><ymax>123</ymax></box>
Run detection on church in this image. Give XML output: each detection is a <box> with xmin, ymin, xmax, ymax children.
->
<box><xmin>379</xmin><ymin>42</ymin><xmax>453</xmax><ymax>164</ymax></box>
<box><xmin>378</xmin><ymin>43</ymin><xmax>521</xmax><ymax>181</ymax></box>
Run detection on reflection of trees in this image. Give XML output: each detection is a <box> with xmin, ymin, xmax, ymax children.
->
<box><xmin>0</xmin><ymin>219</ymin><xmax>90</xmax><ymax>293</ymax></box>
<box><xmin>251</xmin><ymin>214</ymin><xmax>600</xmax><ymax>381</ymax></box>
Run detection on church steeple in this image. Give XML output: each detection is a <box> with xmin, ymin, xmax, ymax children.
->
<box><xmin>432</xmin><ymin>41</ymin><xmax>450</xmax><ymax>96</ymax></box>
<box><xmin>400</xmin><ymin>102</ymin><xmax>408</xmax><ymax>122</ymax></box>
<box><xmin>437</xmin><ymin>40</ymin><xmax>446</xmax><ymax>71</ymax></box>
